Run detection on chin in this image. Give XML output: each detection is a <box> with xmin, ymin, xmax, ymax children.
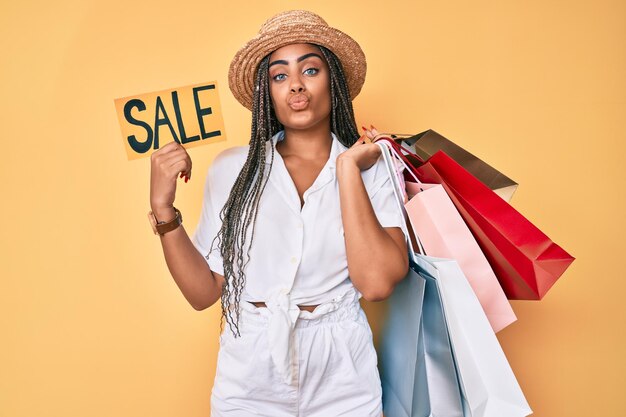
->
<box><xmin>278</xmin><ymin>113</ymin><xmax>330</xmax><ymax>131</ymax></box>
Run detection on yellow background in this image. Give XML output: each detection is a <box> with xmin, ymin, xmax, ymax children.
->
<box><xmin>1</xmin><ymin>1</ymin><xmax>623</xmax><ymax>416</ymax></box>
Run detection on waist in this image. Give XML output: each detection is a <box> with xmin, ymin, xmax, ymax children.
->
<box><xmin>247</xmin><ymin>300</ymin><xmax>319</xmax><ymax>312</ymax></box>
<box><xmin>238</xmin><ymin>287</ymin><xmax>364</xmax><ymax>386</ymax></box>
<box><xmin>238</xmin><ymin>286</ymin><xmax>364</xmax><ymax>330</ymax></box>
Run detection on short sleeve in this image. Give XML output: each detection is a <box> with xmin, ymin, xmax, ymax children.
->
<box><xmin>191</xmin><ymin>162</ymin><xmax>225</xmax><ymax>276</ymax></box>
<box><xmin>368</xmin><ymin>156</ymin><xmax>405</xmax><ymax>229</ymax></box>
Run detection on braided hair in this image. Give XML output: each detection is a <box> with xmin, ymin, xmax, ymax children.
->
<box><xmin>207</xmin><ymin>44</ymin><xmax>361</xmax><ymax>338</ymax></box>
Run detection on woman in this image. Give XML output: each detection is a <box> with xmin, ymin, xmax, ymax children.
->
<box><xmin>149</xmin><ymin>10</ymin><xmax>409</xmax><ymax>417</ymax></box>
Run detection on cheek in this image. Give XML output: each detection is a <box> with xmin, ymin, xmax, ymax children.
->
<box><xmin>269</xmin><ymin>84</ymin><xmax>278</xmax><ymax>105</ymax></box>
<box><xmin>315</xmin><ymin>88</ymin><xmax>332</xmax><ymax>113</ymax></box>
<box><xmin>269</xmin><ymin>85</ymin><xmax>288</xmax><ymax>122</ymax></box>
<box><xmin>313</xmin><ymin>76</ymin><xmax>331</xmax><ymax>109</ymax></box>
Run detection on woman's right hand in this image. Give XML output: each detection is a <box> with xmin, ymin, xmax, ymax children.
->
<box><xmin>150</xmin><ymin>141</ymin><xmax>192</xmax><ymax>214</ymax></box>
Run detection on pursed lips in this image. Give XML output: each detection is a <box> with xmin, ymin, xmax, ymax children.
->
<box><xmin>288</xmin><ymin>94</ymin><xmax>310</xmax><ymax>110</ymax></box>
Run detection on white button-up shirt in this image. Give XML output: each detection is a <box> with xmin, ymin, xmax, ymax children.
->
<box><xmin>191</xmin><ymin>130</ymin><xmax>404</xmax><ymax>384</ymax></box>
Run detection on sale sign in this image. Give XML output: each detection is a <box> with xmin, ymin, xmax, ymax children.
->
<box><xmin>114</xmin><ymin>81</ymin><xmax>227</xmax><ymax>160</ymax></box>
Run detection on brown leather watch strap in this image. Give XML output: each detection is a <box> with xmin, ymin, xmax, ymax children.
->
<box><xmin>149</xmin><ymin>207</ymin><xmax>183</xmax><ymax>236</ymax></box>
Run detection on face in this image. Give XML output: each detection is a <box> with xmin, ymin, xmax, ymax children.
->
<box><xmin>267</xmin><ymin>43</ymin><xmax>332</xmax><ymax>131</ymax></box>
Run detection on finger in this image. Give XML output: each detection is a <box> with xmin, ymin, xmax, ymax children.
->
<box><xmin>182</xmin><ymin>154</ymin><xmax>192</xmax><ymax>180</ymax></box>
<box><xmin>161</xmin><ymin>141</ymin><xmax>185</xmax><ymax>154</ymax></box>
<box><xmin>160</xmin><ymin>147</ymin><xmax>187</xmax><ymax>166</ymax></box>
<box><xmin>173</xmin><ymin>157</ymin><xmax>192</xmax><ymax>179</ymax></box>
<box><xmin>352</xmin><ymin>134</ymin><xmax>366</xmax><ymax>147</ymax></box>
<box><xmin>169</xmin><ymin>159</ymin><xmax>188</xmax><ymax>179</ymax></box>
<box><xmin>364</xmin><ymin>129</ymin><xmax>375</xmax><ymax>140</ymax></box>
<box><xmin>160</xmin><ymin>150</ymin><xmax>189</xmax><ymax>176</ymax></box>
<box><xmin>152</xmin><ymin>141</ymin><xmax>184</xmax><ymax>162</ymax></box>
<box><xmin>185</xmin><ymin>153</ymin><xmax>192</xmax><ymax>181</ymax></box>
<box><xmin>372</xmin><ymin>133</ymin><xmax>392</xmax><ymax>143</ymax></box>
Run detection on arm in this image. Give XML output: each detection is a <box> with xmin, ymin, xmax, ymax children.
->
<box><xmin>152</xmin><ymin>207</ymin><xmax>226</xmax><ymax>311</ymax></box>
<box><xmin>149</xmin><ymin>141</ymin><xmax>225</xmax><ymax>312</ymax></box>
<box><xmin>336</xmin><ymin>155</ymin><xmax>409</xmax><ymax>302</ymax></box>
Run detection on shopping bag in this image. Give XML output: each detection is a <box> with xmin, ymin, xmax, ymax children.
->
<box><xmin>377</xmin><ymin>142</ymin><xmax>533</xmax><ymax>417</ymax></box>
<box><xmin>381</xmin><ymin>142</ymin><xmax>517</xmax><ymax>333</ymax></box>
<box><xmin>391</xmin><ymin>129</ymin><xmax>519</xmax><ymax>202</ymax></box>
<box><xmin>379</xmin><ymin>255</ymin><xmax>473</xmax><ymax>417</ymax></box>
<box><xmin>416</xmin><ymin>254</ymin><xmax>533</xmax><ymax>417</ymax></box>
<box><xmin>380</xmin><ymin>255</ymin><xmax>533</xmax><ymax>417</ymax></box>
<box><xmin>377</xmin><ymin>265</ymin><xmax>425</xmax><ymax>417</ymax></box>
<box><xmin>376</xmin><ymin>136</ymin><xmax>575</xmax><ymax>300</ymax></box>
<box><xmin>378</xmin><ymin>144</ymin><xmax>464</xmax><ymax>417</ymax></box>
<box><xmin>378</xmin><ymin>261</ymin><xmax>465</xmax><ymax>417</ymax></box>
<box><xmin>416</xmin><ymin>270</ymin><xmax>466</xmax><ymax>417</ymax></box>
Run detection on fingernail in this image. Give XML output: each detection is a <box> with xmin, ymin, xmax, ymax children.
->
<box><xmin>179</xmin><ymin>172</ymin><xmax>184</xmax><ymax>178</ymax></box>
<box><xmin>371</xmin><ymin>124</ymin><xmax>377</xmax><ymax>130</ymax></box>
<box><xmin>185</xmin><ymin>176</ymin><xmax>188</xmax><ymax>183</ymax></box>
<box><xmin>361</xmin><ymin>126</ymin><xmax>367</xmax><ymax>131</ymax></box>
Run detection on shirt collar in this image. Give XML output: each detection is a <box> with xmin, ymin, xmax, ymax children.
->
<box><xmin>264</xmin><ymin>130</ymin><xmax>348</xmax><ymax>169</ymax></box>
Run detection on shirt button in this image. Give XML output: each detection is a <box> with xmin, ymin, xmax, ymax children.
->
<box><xmin>290</xmin><ymin>257</ymin><xmax>298</xmax><ymax>263</ymax></box>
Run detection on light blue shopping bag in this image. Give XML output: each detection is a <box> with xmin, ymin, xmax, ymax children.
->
<box><xmin>376</xmin><ymin>140</ymin><xmax>464</xmax><ymax>417</ymax></box>
<box><xmin>378</xmin><ymin>256</ymin><xmax>465</xmax><ymax>417</ymax></box>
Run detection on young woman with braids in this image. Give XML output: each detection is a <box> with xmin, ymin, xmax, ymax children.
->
<box><xmin>149</xmin><ymin>10</ymin><xmax>408</xmax><ymax>417</ymax></box>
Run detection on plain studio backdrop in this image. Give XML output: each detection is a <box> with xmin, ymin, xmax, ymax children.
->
<box><xmin>1</xmin><ymin>1</ymin><xmax>624</xmax><ymax>416</ymax></box>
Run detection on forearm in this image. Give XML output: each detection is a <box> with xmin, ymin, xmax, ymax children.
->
<box><xmin>152</xmin><ymin>207</ymin><xmax>222</xmax><ymax>311</ymax></box>
<box><xmin>336</xmin><ymin>157</ymin><xmax>408</xmax><ymax>301</ymax></box>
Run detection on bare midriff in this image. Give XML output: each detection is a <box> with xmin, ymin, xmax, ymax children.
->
<box><xmin>248</xmin><ymin>301</ymin><xmax>320</xmax><ymax>312</ymax></box>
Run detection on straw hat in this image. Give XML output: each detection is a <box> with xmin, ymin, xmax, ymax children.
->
<box><xmin>228</xmin><ymin>10</ymin><xmax>367</xmax><ymax>111</ymax></box>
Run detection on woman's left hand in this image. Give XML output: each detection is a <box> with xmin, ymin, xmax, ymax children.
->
<box><xmin>336</xmin><ymin>125</ymin><xmax>382</xmax><ymax>171</ymax></box>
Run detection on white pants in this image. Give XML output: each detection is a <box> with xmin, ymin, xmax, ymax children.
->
<box><xmin>210</xmin><ymin>286</ymin><xmax>383</xmax><ymax>416</ymax></box>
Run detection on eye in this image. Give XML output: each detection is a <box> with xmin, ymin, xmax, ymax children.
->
<box><xmin>304</xmin><ymin>67</ymin><xmax>319</xmax><ymax>76</ymax></box>
<box><xmin>271</xmin><ymin>73</ymin><xmax>286</xmax><ymax>82</ymax></box>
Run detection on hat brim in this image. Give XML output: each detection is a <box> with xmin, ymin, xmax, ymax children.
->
<box><xmin>228</xmin><ymin>25</ymin><xmax>366</xmax><ymax>111</ymax></box>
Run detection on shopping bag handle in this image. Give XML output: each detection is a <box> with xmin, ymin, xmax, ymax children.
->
<box><xmin>376</xmin><ymin>141</ymin><xmax>425</xmax><ymax>262</ymax></box>
<box><xmin>380</xmin><ymin>139</ymin><xmax>424</xmax><ymax>185</ymax></box>
<box><xmin>372</xmin><ymin>134</ymin><xmax>426</xmax><ymax>165</ymax></box>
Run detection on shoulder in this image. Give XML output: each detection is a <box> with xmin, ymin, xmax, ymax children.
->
<box><xmin>360</xmin><ymin>151</ymin><xmax>390</xmax><ymax>197</ymax></box>
<box><xmin>201</xmin><ymin>145</ymin><xmax>250</xmax><ymax>202</ymax></box>
<box><xmin>209</xmin><ymin>144</ymin><xmax>249</xmax><ymax>177</ymax></box>
<box><xmin>334</xmin><ymin>136</ymin><xmax>390</xmax><ymax>197</ymax></box>
<box><xmin>333</xmin><ymin>134</ymin><xmax>388</xmax><ymax>191</ymax></box>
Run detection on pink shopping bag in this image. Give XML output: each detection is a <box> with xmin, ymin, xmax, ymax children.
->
<box><xmin>383</xmin><ymin>141</ymin><xmax>516</xmax><ymax>333</ymax></box>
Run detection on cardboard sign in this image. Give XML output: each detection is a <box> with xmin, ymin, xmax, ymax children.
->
<box><xmin>115</xmin><ymin>81</ymin><xmax>226</xmax><ymax>160</ymax></box>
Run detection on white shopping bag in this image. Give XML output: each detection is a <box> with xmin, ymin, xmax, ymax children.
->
<box><xmin>428</xmin><ymin>255</ymin><xmax>533</xmax><ymax>417</ymax></box>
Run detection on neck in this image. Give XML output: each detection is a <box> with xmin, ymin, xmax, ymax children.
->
<box><xmin>278</xmin><ymin>122</ymin><xmax>333</xmax><ymax>161</ymax></box>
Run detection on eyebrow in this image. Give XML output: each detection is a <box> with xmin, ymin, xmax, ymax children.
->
<box><xmin>268</xmin><ymin>52</ymin><xmax>323</xmax><ymax>68</ymax></box>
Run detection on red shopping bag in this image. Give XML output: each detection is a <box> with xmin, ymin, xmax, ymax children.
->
<box><xmin>375</xmin><ymin>136</ymin><xmax>575</xmax><ymax>300</ymax></box>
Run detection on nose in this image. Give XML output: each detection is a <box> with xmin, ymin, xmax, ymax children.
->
<box><xmin>289</xmin><ymin>74</ymin><xmax>306</xmax><ymax>94</ymax></box>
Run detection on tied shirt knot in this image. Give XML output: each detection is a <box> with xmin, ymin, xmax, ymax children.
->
<box><xmin>265</xmin><ymin>288</ymin><xmax>301</xmax><ymax>385</ymax></box>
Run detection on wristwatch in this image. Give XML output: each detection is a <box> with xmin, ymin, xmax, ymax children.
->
<box><xmin>147</xmin><ymin>206</ymin><xmax>183</xmax><ymax>236</ymax></box>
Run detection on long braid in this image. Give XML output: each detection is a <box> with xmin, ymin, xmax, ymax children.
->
<box><xmin>318</xmin><ymin>45</ymin><xmax>360</xmax><ymax>145</ymax></box>
<box><xmin>208</xmin><ymin>45</ymin><xmax>360</xmax><ymax>338</ymax></box>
